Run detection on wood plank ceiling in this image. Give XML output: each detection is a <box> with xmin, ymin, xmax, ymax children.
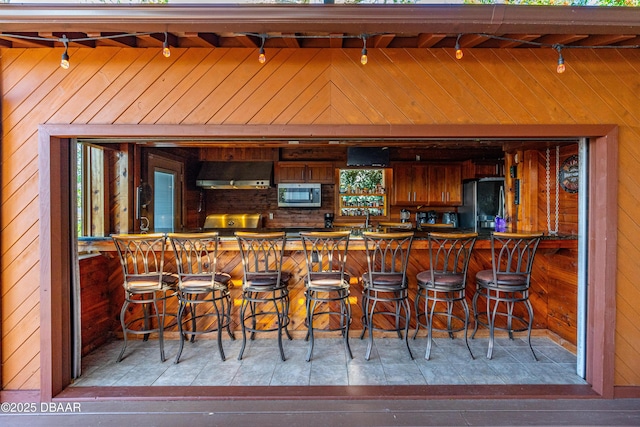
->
<box><xmin>0</xmin><ymin>4</ymin><xmax>639</xmax><ymax>51</ymax></box>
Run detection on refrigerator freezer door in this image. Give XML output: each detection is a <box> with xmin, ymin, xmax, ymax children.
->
<box><xmin>458</xmin><ymin>181</ymin><xmax>478</xmax><ymax>231</ymax></box>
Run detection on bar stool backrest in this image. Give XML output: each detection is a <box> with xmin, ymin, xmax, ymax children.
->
<box><xmin>300</xmin><ymin>231</ymin><xmax>351</xmax><ymax>284</ymax></box>
<box><xmin>235</xmin><ymin>231</ymin><xmax>286</xmax><ymax>284</ymax></box>
<box><xmin>168</xmin><ymin>232</ymin><xmax>221</xmax><ymax>288</ymax></box>
<box><xmin>427</xmin><ymin>232</ymin><xmax>478</xmax><ymax>284</ymax></box>
<box><xmin>490</xmin><ymin>232</ymin><xmax>543</xmax><ymax>287</ymax></box>
<box><xmin>362</xmin><ymin>231</ymin><xmax>414</xmax><ymax>287</ymax></box>
<box><xmin>112</xmin><ymin>233</ymin><xmax>168</xmax><ymax>291</ymax></box>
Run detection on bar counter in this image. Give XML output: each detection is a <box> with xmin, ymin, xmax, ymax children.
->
<box><xmin>78</xmin><ymin>227</ymin><xmax>577</xmax><ymax>251</ymax></box>
<box><xmin>77</xmin><ymin>229</ymin><xmax>578</xmax><ymax>357</ymax></box>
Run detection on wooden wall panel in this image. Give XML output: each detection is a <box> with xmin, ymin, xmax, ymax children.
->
<box><xmin>2</xmin><ymin>46</ymin><xmax>640</xmax><ymax>391</ymax></box>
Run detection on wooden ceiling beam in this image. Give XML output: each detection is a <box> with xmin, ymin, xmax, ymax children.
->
<box><xmin>177</xmin><ymin>32</ymin><xmax>219</xmax><ymax>48</ymax></box>
<box><xmin>572</xmin><ymin>34</ymin><xmax>637</xmax><ymax>47</ymax></box>
<box><xmin>535</xmin><ymin>34</ymin><xmax>589</xmax><ymax>46</ymax></box>
<box><xmin>329</xmin><ymin>33</ymin><xmax>344</xmax><ymax>48</ymax></box>
<box><xmin>278</xmin><ymin>33</ymin><xmax>300</xmax><ymax>48</ymax></box>
<box><xmin>488</xmin><ymin>34</ymin><xmax>542</xmax><ymax>48</ymax></box>
<box><xmin>459</xmin><ymin>33</ymin><xmax>488</xmax><ymax>48</ymax></box>
<box><xmin>86</xmin><ymin>32</ymin><xmax>137</xmax><ymax>48</ymax></box>
<box><xmin>417</xmin><ymin>33</ymin><xmax>446</xmax><ymax>48</ymax></box>
<box><xmin>40</xmin><ymin>32</ymin><xmax>95</xmax><ymax>48</ymax></box>
<box><xmin>234</xmin><ymin>34</ymin><xmax>259</xmax><ymax>48</ymax></box>
<box><xmin>370</xmin><ymin>33</ymin><xmax>395</xmax><ymax>48</ymax></box>
<box><xmin>0</xmin><ymin>33</ymin><xmax>53</xmax><ymax>48</ymax></box>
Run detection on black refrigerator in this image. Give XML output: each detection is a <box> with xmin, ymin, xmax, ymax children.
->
<box><xmin>458</xmin><ymin>177</ymin><xmax>505</xmax><ymax>232</ymax></box>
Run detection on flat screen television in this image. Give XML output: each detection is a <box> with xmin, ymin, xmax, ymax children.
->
<box><xmin>346</xmin><ymin>147</ymin><xmax>390</xmax><ymax>167</ymax></box>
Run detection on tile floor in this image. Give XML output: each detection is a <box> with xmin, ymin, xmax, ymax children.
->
<box><xmin>72</xmin><ymin>334</ymin><xmax>587</xmax><ymax>387</ymax></box>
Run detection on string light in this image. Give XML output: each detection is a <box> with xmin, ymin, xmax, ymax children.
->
<box><xmin>258</xmin><ymin>35</ymin><xmax>266</xmax><ymax>64</ymax></box>
<box><xmin>0</xmin><ymin>31</ymin><xmax>636</xmax><ymax>72</ymax></box>
<box><xmin>60</xmin><ymin>35</ymin><xmax>70</xmax><ymax>69</ymax></box>
<box><xmin>360</xmin><ymin>35</ymin><xmax>368</xmax><ymax>65</ymax></box>
<box><xmin>455</xmin><ymin>34</ymin><xmax>463</xmax><ymax>60</ymax></box>
<box><xmin>555</xmin><ymin>45</ymin><xmax>566</xmax><ymax>74</ymax></box>
<box><xmin>162</xmin><ymin>32</ymin><xmax>171</xmax><ymax>58</ymax></box>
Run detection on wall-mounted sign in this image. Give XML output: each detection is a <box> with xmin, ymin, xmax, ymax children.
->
<box><xmin>559</xmin><ymin>155</ymin><xmax>579</xmax><ymax>193</ymax></box>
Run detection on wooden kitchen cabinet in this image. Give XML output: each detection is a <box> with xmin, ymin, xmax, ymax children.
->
<box><xmin>393</xmin><ymin>163</ymin><xmax>429</xmax><ymax>205</ymax></box>
<box><xmin>275</xmin><ymin>161</ymin><xmax>334</xmax><ymax>184</ymax></box>
<box><xmin>392</xmin><ymin>162</ymin><xmax>462</xmax><ymax>206</ymax></box>
<box><xmin>428</xmin><ymin>163</ymin><xmax>462</xmax><ymax>205</ymax></box>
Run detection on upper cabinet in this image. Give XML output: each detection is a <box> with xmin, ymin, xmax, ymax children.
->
<box><xmin>462</xmin><ymin>159</ymin><xmax>505</xmax><ymax>180</ymax></box>
<box><xmin>428</xmin><ymin>163</ymin><xmax>462</xmax><ymax>205</ymax></box>
<box><xmin>392</xmin><ymin>162</ymin><xmax>462</xmax><ymax>206</ymax></box>
<box><xmin>393</xmin><ymin>163</ymin><xmax>429</xmax><ymax>205</ymax></box>
<box><xmin>275</xmin><ymin>161</ymin><xmax>335</xmax><ymax>184</ymax></box>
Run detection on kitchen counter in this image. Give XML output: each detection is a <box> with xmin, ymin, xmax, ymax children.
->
<box><xmin>78</xmin><ymin>228</ymin><xmax>576</xmax><ymax>252</ymax></box>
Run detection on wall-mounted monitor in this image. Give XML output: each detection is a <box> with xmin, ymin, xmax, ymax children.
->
<box><xmin>346</xmin><ymin>147</ymin><xmax>390</xmax><ymax>167</ymax></box>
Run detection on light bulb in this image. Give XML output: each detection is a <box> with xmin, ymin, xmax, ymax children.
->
<box><xmin>162</xmin><ymin>32</ymin><xmax>171</xmax><ymax>58</ymax></box>
<box><xmin>258</xmin><ymin>47</ymin><xmax>266</xmax><ymax>64</ymax></box>
<box><xmin>60</xmin><ymin>52</ymin><xmax>70</xmax><ymax>69</ymax></box>
<box><xmin>555</xmin><ymin>46</ymin><xmax>565</xmax><ymax>74</ymax></box>
<box><xmin>556</xmin><ymin>54</ymin><xmax>565</xmax><ymax>73</ymax></box>
<box><xmin>361</xmin><ymin>48</ymin><xmax>368</xmax><ymax>65</ymax></box>
<box><xmin>454</xmin><ymin>34</ymin><xmax>463</xmax><ymax>60</ymax></box>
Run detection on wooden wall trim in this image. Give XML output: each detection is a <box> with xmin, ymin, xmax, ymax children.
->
<box><xmin>0</xmin><ymin>390</ymin><xmax>41</xmax><ymax>403</ymax></box>
<box><xmin>614</xmin><ymin>386</ymin><xmax>640</xmax><ymax>399</ymax></box>
<box><xmin>39</xmin><ymin>123</ymin><xmax>616</xmax><ymax>141</ymax></box>
<box><xmin>586</xmin><ymin>129</ymin><xmax>618</xmax><ymax>398</ymax></box>
<box><xmin>38</xmin><ymin>129</ymin><xmax>73</xmax><ymax>402</ymax></box>
<box><xmin>38</xmin><ymin>123</ymin><xmax>617</xmax><ymax>399</ymax></box>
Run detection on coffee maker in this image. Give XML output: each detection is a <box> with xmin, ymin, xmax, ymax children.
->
<box><xmin>416</xmin><ymin>211</ymin><xmax>428</xmax><ymax>225</ymax></box>
<box><xmin>400</xmin><ymin>209</ymin><xmax>411</xmax><ymax>223</ymax></box>
<box><xmin>324</xmin><ymin>213</ymin><xmax>334</xmax><ymax>228</ymax></box>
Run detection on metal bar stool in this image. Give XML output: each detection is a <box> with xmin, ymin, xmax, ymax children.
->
<box><xmin>112</xmin><ymin>233</ymin><xmax>178</xmax><ymax>363</ymax></box>
<box><xmin>413</xmin><ymin>232</ymin><xmax>478</xmax><ymax>360</ymax></box>
<box><xmin>235</xmin><ymin>231</ymin><xmax>292</xmax><ymax>361</ymax></box>
<box><xmin>300</xmin><ymin>231</ymin><xmax>353</xmax><ymax>362</ymax></box>
<box><xmin>471</xmin><ymin>231</ymin><xmax>543</xmax><ymax>360</ymax></box>
<box><xmin>360</xmin><ymin>231</ymin><xmax>415</xmax><ymax>361</ymax></box>
<box><xmin>168</xmin><ymin>232</ymin><xmax>234</xmax><ymax>363</ymax></box>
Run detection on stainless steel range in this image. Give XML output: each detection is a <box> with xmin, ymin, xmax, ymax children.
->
<box><xmin>203</xmin><ymin>213</ymin><xmax>262</xmax><ymax>229</ymax></box>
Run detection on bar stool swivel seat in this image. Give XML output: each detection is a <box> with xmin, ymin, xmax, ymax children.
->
<box><xmin>236</xmin><ymin>231</ymin><xmax>292</xmax><ymax>361</ymax></box>
<box><xmin>414</xmin><ymin>232</ymin><xmax>477</xmax><ymax>360</ymax></box>
<box><xmin>471</xmin><ymin>231</ymin><xmax>543</xmax><ymax>360</ymax></box>
<box><xmin>300</xmin><ymin>231</ymin><xmax>353</xmax><ymax>362</ymax></box>
<box><xmin>112</xmin><ymin>233</ymin><xmax>178</xmax><ymax>363</ymax></box>
<box><xmin>360</xmin><ymin>231</ymin><xmax>414</xmax><ymax>361</ymax></box>
<box><xmin>168</xmin><ymin>232</ymin><xmax>234</xmax><ymax>363</ymax></box>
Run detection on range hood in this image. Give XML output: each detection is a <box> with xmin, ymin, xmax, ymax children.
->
<box><xmin>196</xmin><ymin>161</ymin><xmax>273</xmax><ymax>190</ymax></box>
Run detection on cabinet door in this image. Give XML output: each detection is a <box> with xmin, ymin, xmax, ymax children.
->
<box><xmin>445</xmin><ymin>164</ymin><xmax>462</xmax><ymax>205</ymax></box>
<box><xmin>275</xmin><ymin>163</ymin><xmax>307</xmax><ymax>183</ymax></box>
<box><xmin>412</xmin><ymin>164</ymin><xmax>430</xmax><ymax>204</ymax></box>
<box><xmin>306</xmin><ymin>162</ymin><xmax>334</xmax><ymax>184</ymax></box>
<box><xmin>428</xmin><ymin>164</ymin><xmax>462</xmax><ymax>205</ymax></box>
<box><xmin>392</xmin><ymin>164</ymin><xmax>414</xmax><ymax>204</ymax></box>
<box><xmin>428</xmin><ymin>164</ymin><xmax>449</xmax><ymax>205</ymax></box>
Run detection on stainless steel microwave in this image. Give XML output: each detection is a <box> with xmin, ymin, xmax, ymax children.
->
<box><xmin>277</xmin><ymin>183</ymin><xmax>321</xmax><ymax>207</ymax></box>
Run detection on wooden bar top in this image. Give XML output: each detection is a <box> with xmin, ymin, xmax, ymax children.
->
<box><xmin>78</xmin><ymin>229</ymin><xmax>577</xmax><ymax>252</ymax></box>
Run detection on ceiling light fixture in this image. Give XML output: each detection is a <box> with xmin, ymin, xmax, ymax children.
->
<box><xmin>60</xmin><ymin>35</ymin><xmax>70</xmax><ymax>69</ymax></box>
<box><xmin>361</xmin><ymin>35</ymin><xmax>368</xmax><ymax>65</ymax></box>
<box><xmin>162</xmin><ymin>32</ymin><xmax>171</xmax><ymax>58</ymax></box>
<box><xmin>258</xmin><ymin>34</ymin><xmax>266</xmax><ymax>64</ymax></box>
<box><xmin>455</xmin><ymin>34</ymin><xmax>463</xmax><ymax>60</ymax></box>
